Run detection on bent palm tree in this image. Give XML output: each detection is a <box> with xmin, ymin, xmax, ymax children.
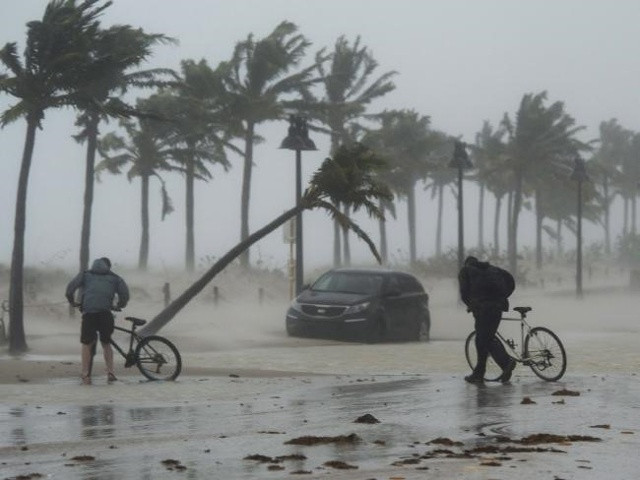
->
<box><xmin>139</xmin><ymin>150</ymin><xmax>392</xmax><ymax>336</ymax></box>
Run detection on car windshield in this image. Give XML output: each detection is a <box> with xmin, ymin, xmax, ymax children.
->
<box><xmin>312</xmin><ymin>272</ymin><xmax>383</xmax><ymax>295</ymax></box>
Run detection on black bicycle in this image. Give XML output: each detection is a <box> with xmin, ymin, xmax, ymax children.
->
<box><xmin>464</xmin><ymin>306</ymin><xmax>567</xmax><ymax>382</ymax></box>
<box><xmin>87</xmin><ymin>308</ymin><xmax>182</xmax><ymax>381</ymax></box>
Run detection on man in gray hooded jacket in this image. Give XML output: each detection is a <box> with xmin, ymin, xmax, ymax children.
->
<box><xmin>66</xmin><ymin>257</ymin><xmax>129</xmax><ymax>384</ymax></box>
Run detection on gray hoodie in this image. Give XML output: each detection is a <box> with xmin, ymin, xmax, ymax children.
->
<box><xmin>66</xmin><ymin>258</ymin><xmax>130</xmax><ymax>313</ymax></box>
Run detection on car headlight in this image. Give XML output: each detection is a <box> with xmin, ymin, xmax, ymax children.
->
<box><xmin>290</xmin><ymin>300</ymin><xmax>303</xmax><ymax>313</ymax></box>
<box><xmin>344</xmin><ymin>301</ymin><xmax>370</xmax><ymax>314</ymax></box>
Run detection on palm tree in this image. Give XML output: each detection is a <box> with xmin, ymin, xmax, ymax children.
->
<box><xmin>592</xmin><ymin>119</ymin><xmax>629</xmax><ymax>253</ymax></box>
<box><xmin>365</xmin><ymin>110</ymin><xmax>439</xmax><ymax>265</ymax></box>
<box><xmin>138</xmin><ymin>148</ymin><xmax>393</xmax><ymax>336</ymax></box>
<box><xmin>470</xmin><ymin>121</ymin><xmax>507</xmax><ymax>256</ymax></box>
<box><xmin>501</xmin><ymin>92</ymin><xmax>588</xmax><ymax>275</ymax></box>
<box><xmin>0</xmin><ymin>0</ymin><xmax>109</xmax><ymax>354</ymax></box>
<box><xmin>96</xmin><ymin>106</ymin><xmax>178</xmax><ymax>269</ymax></box>
<box><xmin>73</xmin><ymin>25</ymin><xmax>175</xmax><ymax>273</ymax></box>
<box><xmin>219</xmin><ymin>21</ymin><xmax>318</xmax><ymax>269</ymax></box>
<box><xmin>150</xmin><ymin>59</ymin><xmax>236</xmax><ymax>271</ymax></box>
<box><xmin>312</xmin><ymin>35</ymin><xmax>396</xmax><ymax>266</ymax></box>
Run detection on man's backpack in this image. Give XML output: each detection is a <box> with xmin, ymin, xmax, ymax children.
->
<box><xmin>478</xmin><ymin>265</ymin><xmax>515</xmax><ymax>299</ymax></box>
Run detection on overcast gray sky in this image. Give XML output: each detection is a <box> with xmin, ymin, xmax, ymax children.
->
<box><xmin>1</xmin><ymin>0</ymin><xmax>639</xmax><ymax>273</ymax></box>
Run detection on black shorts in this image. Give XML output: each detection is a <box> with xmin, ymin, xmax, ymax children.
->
<box><xmin>80</xmin><ymin>311</ymin><xmax>114</xmax><ymax>345</ymax></box>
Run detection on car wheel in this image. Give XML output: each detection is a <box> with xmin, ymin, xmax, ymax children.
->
<box><xmin>364</xmin><ymin>316</ymin><xmax>386</xmax><ymax>344</ymax></box>
<box><xmin>415</xmin><ymin>311</ymin><xmax>431</xmax><ymax>342</ymax></box>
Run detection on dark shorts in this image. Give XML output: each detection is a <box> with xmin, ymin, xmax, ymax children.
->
<box><xmin>80</xmin><ymin>311</ymin><xmax>114</xmax><ymax>345</ymax></box>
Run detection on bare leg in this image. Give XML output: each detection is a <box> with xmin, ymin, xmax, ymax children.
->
<box><xmin>81</xmin><ymin>342</ymin><xmax>95</xmax><ymax>384</ymax></box>
<box><xmin>102</xmin><ymin>342</ymin><xmax>115</xmax><ymax>377</ymax></box>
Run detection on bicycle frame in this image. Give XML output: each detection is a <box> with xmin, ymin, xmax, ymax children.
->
<box><xmin>110</xmin><ymin>324</ymin><xmax>139</xmax><ymax>366</ymax></box>
<box><xmin>494</xmin><ymin>315</ymin><xmax>534</xmax><ymax>363</ymax></box>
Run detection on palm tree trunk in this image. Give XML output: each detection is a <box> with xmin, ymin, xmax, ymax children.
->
<box><xmin>342</xmin><ymin>204</ymin><xmax>351</xmax><ymax>266</ymax></box>
<box><xmin>535</xmin><ymin>188</ymin><xmax>543</xmax><ymax>269</ymax></box>
<box><xmin>140</xmin><ymin>206</ymin><xmax>304</xmax><ymax>336</ymax></box>
<box><xmin>240</xmin><ymin>123</ymin><xmax>255</xmax><ymax>269</ymax></box>
<box><xmin>478</xmin><ymin>183</ymin><xmax>485</xmax><ymax>253</ymax></box>
<box><xmin>79</xmin><ymin>114</ymin><xmax>99</xmax><ymax>273</ymax></box>
<box><xmin>139</xmin><ymin>175</ymin><xmax>150</xmax><ymax>270</ymax></box>
<box><xmin>185</xmin><ymin>149</ymin><xmax>195</xmax><ymax>272</ymax></box>
<box><xmin>623</xmin><ymin>196</ymin><xmax>629</xmax><ymax>236</ymax></box>
<box><xmin>603</xmin><ymin>174</ymin><xmax>611</xmax><ymax>255</ymax></box>
<box><xmin>633</xmin><ymin>194</ymin><xmax>637</xmax><ymax>235</ymax></box>
<box><xmin>407</xmin><ymin>184</ymin><xmax>417</xmax><ymax>264</ymax></box>
<box><xmin>333</xmin><ymin>212</ymin><xmax>342</xmax><ymax>266</ymax></box>
<box><xmin>493</xmin><ymin>195</ymin><xmax>502</xmax><ymax>258</ymax></box>
<box><xmin>379</xmin><ymin>201</ymin><xmax>387</xmax><ymax>264</ymax></box>
<box><xmin>556</xmin><ymin>218</ymin><xmax>562</xmax><ymax>257</ymax></box>
<box><xmin>436</xmin><ymin>184</ymin><xmax>443</xmax><ymax>256</ymax></box>
<box><xmin>9</xmin><ymin>116</ymin><xmax>38</xmax><ymax>354</ymax></box>
<box><xmin>509</xmin><ymin>172</ymin><xmax>523</xmax><ymax>275</ymax></box>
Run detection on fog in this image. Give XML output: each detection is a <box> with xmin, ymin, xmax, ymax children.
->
<box><xmin>2</xmin><ymin>0</ymin><xmax>640</xmax><ymax>272</ymax></box>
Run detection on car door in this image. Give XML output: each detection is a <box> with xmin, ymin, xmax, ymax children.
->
<box><xmin>380</xmin><ymin>274</ymin><xmax>410</xmax><ymax>339</ymax></box>
<box><xmin>396</xmin><ymin>274</ymin><xmax>427</xmax><ymax>337</ymax></box>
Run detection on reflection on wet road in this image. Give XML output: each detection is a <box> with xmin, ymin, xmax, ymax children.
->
<box><xmin>1</xmin><ymin>373</ymin><xmax>639</xmax><ymax>479</ymax></box>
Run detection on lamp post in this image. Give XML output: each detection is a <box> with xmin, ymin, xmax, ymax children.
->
<box><xmin>449</xmin><ymin>140</ymin><xmax>473</xmax><ymax>272</ymax></box>
<box><xmin>280</xmin><ymin>115</ymin><xmax>317</xmax><ymax>295</ymax></box>
<box><xmin>571</xmin><ymin>156</ymin><xmax>589</xmax><ymax>298</ymax></box>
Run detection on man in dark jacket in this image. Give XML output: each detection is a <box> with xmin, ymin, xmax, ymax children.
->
<box><xmin>458</xmin><ymin>256</ymin><xmax>515</xmax><ymax>384</ymax></box>
<box><xmin>66</xmin><ymin>257</ymin><xmax>129</xmax><ymax>385</ymax></box>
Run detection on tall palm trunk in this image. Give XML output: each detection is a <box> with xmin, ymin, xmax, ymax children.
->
<box><xmin>342</xmin><ymin>204</ymin><xmax>351</xmax><ymax>266</ymax></box>
<box><xmin>633</xmin><ymin>194</ymin><xmax>637</xmax><ymax>235</ymax></box>
<box><xmin>556</xmin><ymin>218</ymin><xmax>562</xmax><ymax>257</ymax></box>
<box><xmin>535</xmin><ymin>188</ymin><xmax>543</xmax><ymax>269</ymax></box>
<box><xmin>9</xmin><ymin>115</ymin><xmax>39</xmax><ymax>354</ymax></box>
<box><xmin>435</xmin><ymin>184</ymin><xmax>444</xmax><ymax>257</ymax></box>
<box><xmin>508</xmin><ymin>172</ymin><xmax>523</xmax><ymax>275</ymax></box>
<box><xmin>493</xmin><ymin>195</ymin><xmax>502</xmax><ymax>258</ymax></box>
<box><xmin>603</xmin><ymin>174</ymin><xmax>611</xmax><ymax>254</ymax></box>
<box><xmin>378</xmin><ymin>201</ymin><xmax>387</xmax><ymax>264</ymax></box>
<box><xmin>79</xmin><ymin>114</ymin><xmax>99</xmax><ymax>273</ymax></box>
<box><xmin>185</xmin><ymin>149</ymin><xmax>195</xmax><ymax>272</ymax></box>
<box><xmin>407</xmin><ymin>184</ymin><xmax>417</xmax><ymax>264</ymax></box>
<box><xmin>239</xmin><ymin>123</ymin><xmax>255</xmax><ymax>269</ymax></box>
<box><xmin>140</xmin><ymin>206</ymin><xmax>303</xmax><ymax>336</ymax></box>
<box><xmin>333</xmin><ymin>208</ymin><xmax>342</xmax><ymax>266</ymax></box>
<box><xmin>139</xmin><ymin>174</ymin><xmax>150</xmax><ymax>270</ymax></box>
<box><xmin>478</xmin><ymin>183</ymin><xmax>485</xmax><ymax>253</ymax></box>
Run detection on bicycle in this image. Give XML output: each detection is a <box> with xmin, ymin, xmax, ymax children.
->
<box><xmin>84</xmin><ymin>308</ymin><xmax>182</xmax><ymax>381</ymax></box>
<box><xmin>464</xmin><ymin>306</ymin><xmax>567</xmax><ymax>382</ymax></box>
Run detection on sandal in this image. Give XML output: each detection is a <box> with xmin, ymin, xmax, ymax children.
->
<box><xmin>81</xmin><ymin>375</ymin><xmax>92</xmax><ymax>385</ymax></box>
<box><xmin>107</xmin><ymin>373</ymin><xmax>118</xmax><ymax>383</ymax></box>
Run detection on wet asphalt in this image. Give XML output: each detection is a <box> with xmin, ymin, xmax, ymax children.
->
<box><xmin>1</xmin><ymin>371</ymin><xmax>639</xmax><ymax>479</ymax></box>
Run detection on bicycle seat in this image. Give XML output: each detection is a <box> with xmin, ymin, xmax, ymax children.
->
<box><xmin>125</xmin><ymin>316</ymin><xmax>147</xmax><ymax>326</ymax></box>
<box><xmin>513</xmin><ymin>306</ymin><xmax>532</xmax><ymax>315</ymax></box>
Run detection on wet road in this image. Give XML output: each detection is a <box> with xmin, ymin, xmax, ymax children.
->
<box><xmin>1</xmin><ymin>372</ymin><xmax>639</xmax><ymax>479</ymax></box>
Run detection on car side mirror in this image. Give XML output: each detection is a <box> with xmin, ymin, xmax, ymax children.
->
<box><xmin>302</xmin><ymin>283</ymin><xmax>311</xmax><ymax>291</ymax></box>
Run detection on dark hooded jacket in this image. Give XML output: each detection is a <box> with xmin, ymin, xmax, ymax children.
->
<box><xmin>66</xmin><ymin>258</ymin><xmax>129</xmax><ymax>313</ymax></box>
<box><xmin>458</xmin><ymin>257</ymin><xmax>514</xmax><ymax>312</ymax></box>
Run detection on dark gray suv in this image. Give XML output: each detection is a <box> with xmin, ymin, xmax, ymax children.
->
<box><xmin>285</xmin><ymin>268</ymin><xmax>430</xmax><ymax>343</ymax></box>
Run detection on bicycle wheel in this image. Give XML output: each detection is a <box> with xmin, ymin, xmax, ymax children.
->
<box><xmin>524</xmin><ymin>327</ymin><xmax>566</xmax><ymax>381</ymax></box>
<box><xmin>135</xmin><ymin>335</ymin><xmax>182</xmax><ymax>381</ymax></box>
<box><xmin>464</xmin><ymin>331</ymin><xmax>502</xmax><ymax>382</ymax></box>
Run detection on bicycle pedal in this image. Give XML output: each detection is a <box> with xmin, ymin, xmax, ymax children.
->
<box><xmin>124</xmin><ymin>353</ymin><xmax>136</xmax><ymax>368</ymax></box>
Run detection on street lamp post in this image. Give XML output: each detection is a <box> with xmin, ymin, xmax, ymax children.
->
<box><xmin>449</xmin><ymin>140</ymin><xmax>473</xmax><ymax>272</ymax></box>
<box><xmin>280</xmin><ymin>115</ymin><xmax>317</xmax><ymax>295</ymax></box>
<box><xmin>571</xmin><ymin>156</ymin><xmax>589</xmax><ymax>298</ymax></box>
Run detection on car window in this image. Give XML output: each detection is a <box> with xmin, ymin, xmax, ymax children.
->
<box><xmin>397</xmin><ymin>274</ymin><xmax>425</xmax><ymax>293</ymax></box>
<box><xmin>312</xmin><ymin>272</ymin><xmax>383</xmax><ymax>295</ymax></box>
